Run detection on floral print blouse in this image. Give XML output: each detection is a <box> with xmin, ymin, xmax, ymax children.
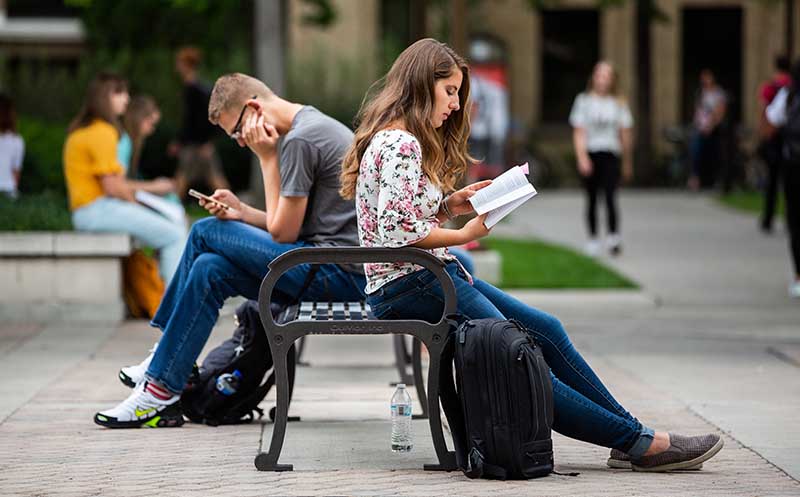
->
<box><xmin>356</xmin><ymin>129</ymin><xmax>457</xmax><ymax>294</ymax></box>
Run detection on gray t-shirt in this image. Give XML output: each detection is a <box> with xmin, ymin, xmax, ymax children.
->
<box><xmin>279</xmin><ymin>106</ymin><xmax>358</xmax><ymax>249</ymax></box>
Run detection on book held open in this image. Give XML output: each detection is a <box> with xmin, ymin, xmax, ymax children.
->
<box><xmin>468</xmin><ymin>163</ymin><xmax>537</xmax><ymax>228</ymax></box>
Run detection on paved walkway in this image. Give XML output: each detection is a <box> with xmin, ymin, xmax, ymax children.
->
<box><xmin>1</xmin><ymin>190</ymin><xmax>799</xmax><ymax>496</ymax></box>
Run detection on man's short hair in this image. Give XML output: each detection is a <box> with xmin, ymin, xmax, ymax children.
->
<box><xmin>176</xmin><ymin>46</ymin><xmax>203</xmax><ymax>69</ymax></box>
<box><xmin>208</xmin><ymin>73</ymin><xmax>275</xmax><ymax>125</ymax></box>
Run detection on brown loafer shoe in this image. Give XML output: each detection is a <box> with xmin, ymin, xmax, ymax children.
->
<box><xmin>631</xmin><ymin>434</ymin><xmax>723</xmax><ymax>472</ymax></box>
<box><xmin>608</xmin><ymin>448</ymin><xmax>703</xmax><ymax>470</ymax></box>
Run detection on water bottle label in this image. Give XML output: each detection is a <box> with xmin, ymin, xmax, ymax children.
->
<box><xmin>392</xmin><ymin>404</ymin><xmax>412</xmax><ymax>416</ymax></box>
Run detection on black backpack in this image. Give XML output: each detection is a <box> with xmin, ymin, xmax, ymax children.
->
<box><xmin>181</xmin><ymin>300</ymin><xmax>293</xmax><ymax>426</ymax></box>
<box><xmin>439</xmin><ymin>318</ymin><xmax>555</xmax><ymax>480</ymax></box>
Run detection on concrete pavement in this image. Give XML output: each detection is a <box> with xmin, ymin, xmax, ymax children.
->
<box><xmin>1</xmin><ymin>190</ymin><xmax>798</xmax><ymax>496</ymax></box>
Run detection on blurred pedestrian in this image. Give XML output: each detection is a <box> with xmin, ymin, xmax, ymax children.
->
<box><xmin>758</xmin><ymin>55</ymin><xmax>791</xmax><ymax>233</ymax></box>
<box><xmin>0</xmin><ymin>93</ymin><xmax>24</xmax><ymax>199</ymax></box>
<box><xmin>64</xmin><ymin>72</ymin><xmax>186</xmax><ymax>284</ymax></box>
<box><xmin>687</xmin><ymin>69</ymin><xmax>727</xmax><ymax>191</ymax></box>
<box><xmin>169</xmin><ymin>46</ymin><xmax>229</xmax><ymax>199</ymax></box>
<box><xmin>765</xmin><ymin>59</ymin><xmax>800</xmax><ymax>298</ymax></box>
<box><xmin>570</xmin><ymin>61</ymin><xmax>634</xmax><ymax>257</ymax></box>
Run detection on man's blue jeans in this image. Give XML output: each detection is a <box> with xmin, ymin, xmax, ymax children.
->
<box><xmin>147</xmin><ymin>217</ymin><xmax>366</xmax><ymax>394</ymax></box>
<box><xmin>366</xmin><ymin>263</ymin><xmax>655</xmax><ymax>457</ymax></box>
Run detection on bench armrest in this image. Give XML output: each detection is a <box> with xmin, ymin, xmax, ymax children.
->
<box><xmin>257</xmin><ymin>246</ymin><xmax>457</xmax><ymax>330</ymax></box>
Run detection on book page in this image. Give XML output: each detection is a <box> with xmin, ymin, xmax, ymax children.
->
<box><xmin>469</xmin><ymin>164</ymin><xmax>534</xmax><ymax>215</ymax></box>
<box><xmin>135</xmin><ymin>190</ymin><xmax>187</xmax><ymax>226</ymax></box>
<box><xmin>484</xmin><ymin>190</ymin><xmax>536</xmax><ymax>228</ymax></box>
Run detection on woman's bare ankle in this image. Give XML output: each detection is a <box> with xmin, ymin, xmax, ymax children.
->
<box><xmin>643</xmin><ymin>432</ymin><xmax>670</xmax><ymax>456</ymax></box>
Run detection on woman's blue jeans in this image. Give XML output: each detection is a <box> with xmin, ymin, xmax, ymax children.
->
<box><xmin>146</xmin><ymin>217</ymin><xmax>366</xmax><ymax>394</ymax></box>
<box><xmin>366</xmin><ymin>263</ymin><xmax>654</xmax><ymax>457</ymax></box>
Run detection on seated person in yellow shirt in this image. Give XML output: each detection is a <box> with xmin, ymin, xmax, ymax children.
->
<box><xmin>64</xmin><ymin>72</ymin><xmax>186</xmax><ymax>284</ymax></box>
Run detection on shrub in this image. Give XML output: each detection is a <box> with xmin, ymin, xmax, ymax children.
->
<box><xmin>0</xmin><ymin>192</ymin><xmax>72</xmax><ymax>231</ymax></box>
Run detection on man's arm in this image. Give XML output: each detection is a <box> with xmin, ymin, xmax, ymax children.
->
<box><xmin>259</xmin><ymin>151</ymin><xmax>308</xmax><ymax>243</ymax></box>
<box><xmin>240</xmin><ymin>111</ymin><xmax>308</xmax><ymax>243</ymax></box>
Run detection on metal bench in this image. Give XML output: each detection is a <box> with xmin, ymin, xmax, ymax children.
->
<box><xmin>254</xmin><ymin>246</ymin><xmax>458</xmax><ymax>472</ymax></box>
<box><xmin>287</xmin><ymin>311</ymin><xmax>429</xmax><ymax>420</ymax></box>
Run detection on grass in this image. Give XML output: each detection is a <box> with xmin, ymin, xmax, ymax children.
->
<box><xmin>482</xmin><ymin>237</ymin><xmax>637</xmax><ymax>289</ymax></box>
<box><xmin>0</xmin><ymin>192</ymin><xmax>72</xmax><ymax>231</ymax></box>
<box><xmin>718</xmin><ymin>190</ymin><xmax>783</xmax><ymax>217</ymax></box>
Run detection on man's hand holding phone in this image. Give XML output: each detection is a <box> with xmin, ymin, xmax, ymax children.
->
<box><xmin>190</xmin><ymin>188</ymin><xmax>244</xmax><ymax>221</ymax></box>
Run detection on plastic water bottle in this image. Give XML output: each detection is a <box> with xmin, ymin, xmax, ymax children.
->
<box><xmin>391</xmin><ymin>383</ymin><xmax>413</xmax><ymax>452</ymax></box>
<box><xmin>216</xmin><ymin>370</ymin><xmax>242</xmax><ymax>396</ymax></box>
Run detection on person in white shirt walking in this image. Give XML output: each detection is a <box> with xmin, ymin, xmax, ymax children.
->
<box><xmin>0</xmin><ymin>94</ymin><xmax>25</xmax><ymax>199</ymax></box>
<box><xmin>570</xmin><ymin>61</ymin><xmax>634</xmax><ymax>256</ymax></box>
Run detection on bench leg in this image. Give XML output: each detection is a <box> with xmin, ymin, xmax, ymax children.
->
<box><xmin>392</xmin><ymin>335</ymin><xmax>414</xmax><ymax>387</ymax></box>
<box><xmin>422</xmin><ymin>340</ymin><xmax>457</xmax><ymax>472</ymax></box>
<box><xmin>254</xmin><ymin>339</ymin><xmax>294</xmax><ymax>472</ymax></box>
<box><xmin>411</xmin><ymin>339</ymin><xmax>428</xmax><ymax>419</ymax></box>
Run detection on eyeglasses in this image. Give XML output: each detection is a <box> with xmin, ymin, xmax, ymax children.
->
<box><xmin>230</xmin><ymin>95</ymin><xmax>257</xmax><ymax>140</ymax></box>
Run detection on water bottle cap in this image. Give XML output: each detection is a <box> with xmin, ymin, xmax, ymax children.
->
<box><xmin>397</xmin><ymin>383</ymin><xmax>406</xmax><ymax>388</ymax></box>
<box><xmin>233</xmin><ymin>369</ymin><xmax>242</xmax><ymax>378</ymax></box>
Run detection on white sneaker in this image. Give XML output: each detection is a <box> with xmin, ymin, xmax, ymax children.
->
<box><xmin>118</xmin><ymin>342</ymin><xmax>158</xmax><ymax>388</ymax></box>
<box><xmin>585</xmin><ymin>239</ymin><xmax>600</xmax><ymax>257</ymax></box>
<box><xmin>789</xmin><ymin>280</ymin><xmax>800</xmax><ymax>299</ymax></box>
<box><xmin>94</xmin><ymin>382</ymin><xmax>183</xmax><ymax>429</ymax></box>
<box><xmin>607</xmin><ymin>234</ymin><xmax>623</xmax><ymax>256</ymax></box>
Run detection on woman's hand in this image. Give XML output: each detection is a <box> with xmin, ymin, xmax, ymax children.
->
<box><xmin>199</xmin><ymin>189</ymin><xmax>244</xmax><ymax>221</ymax></box>
<box><xmin>148</xmin><ymin>177</ymin><xmax>176</xmax><ymax>195</ymax></box>
<box><xmin>459</xmin><ymin>213</ymin><xmax>491</xmax><ymax>243</ymax></box>
<box><xmin>622</xmin><ymin>161</ymin><xmax>633</xmax><ymax>184</ymax></box>
<box><xmin>444</xmin><ymin>179</ymin><xmax>492</xmax><ymax>217</ymax></box>
<box><xmin>577</xmin><ymin>155</ymin><xmax>593</xmax><ymax>177</ymax></box>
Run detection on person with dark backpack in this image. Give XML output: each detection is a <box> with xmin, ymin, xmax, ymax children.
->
<box><xmin>341</xmin><ymin>38</ymin><xmax>724</xmax><ymax>475</ymax></box>
<box><xmin>95</xmin><ymin>73</ymin><xmax>367</xmax><ymax>429</ymax></box>
<box><xmin>766</xmin><ymin>59</ymin><xmax>800</xmax><ymax>298</ymax></box>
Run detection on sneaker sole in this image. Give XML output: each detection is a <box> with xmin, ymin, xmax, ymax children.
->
<box><xmin>631</xmin><ymin>437</ymin><xmax>723</xmax><ymax>472</ymax></box>
<box><xmin>94</xmin><ymin>404</ymin><xmax>185</xmax><ymax>429</ymax></box>
<box><xmin>607</xmin><ymin>458</ymin><xmax>703</xmax><ymax>470</ymax></box>
<box><xmin>118</xmin><ymin>370</ymin><xmax>138</xmax><ymax>389</ymax></box>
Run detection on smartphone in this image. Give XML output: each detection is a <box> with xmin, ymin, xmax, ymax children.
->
<box><xmin>188</xmin><ymin>189</ymin><xmax>232</xmax><ymax>211</ymax></box>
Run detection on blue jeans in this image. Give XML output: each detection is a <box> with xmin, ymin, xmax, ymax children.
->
<box><xmin>147</xmin><ymin>217</ymin><xmax>366</xmax><ymax>393</ymax></box>
<box><xmin>72</xmin><ymin>197</ymin><xmax>187</xmax><ymax>284</ymax></box>
<box><xmin>366</xmin><ymin>263</ymin><xmax>655</xmax><ymax>457</ymax></box>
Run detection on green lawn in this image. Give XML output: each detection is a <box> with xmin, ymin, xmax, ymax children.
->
<box><xmin>482</xmin><ymin>237</ymin><xmax>637</xmax><ymax>289</ymax></box>
<box><xmin>718</xmin><ymin>190</ymin><xmax>783</xmax><ymax>217</ymax></box>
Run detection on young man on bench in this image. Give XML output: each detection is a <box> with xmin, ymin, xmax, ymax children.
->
<box><xmin>94</xmin><ymin>73</ymin><xmax>368</xmax><ymax>428</ymax></box>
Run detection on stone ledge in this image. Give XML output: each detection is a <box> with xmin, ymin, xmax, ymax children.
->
<box><xmin>0</xmin><ymin>232</ymin><xmax>131</xmax><ymax>257</ymax></box>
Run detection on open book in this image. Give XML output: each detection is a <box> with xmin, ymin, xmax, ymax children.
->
<box><xmin>468</xmin><ymin>163</ymin><xmax>537</xmax><ymax>228</ymax></box>
<box><xmin>135</xmin><ymin>190</ymin><xmax>187</xmax><ymax>226</ymax></box>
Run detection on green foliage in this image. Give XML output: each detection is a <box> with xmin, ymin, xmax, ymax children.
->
<box><xmin>300</xmin><ymin>0</ymin><xmax>338</xmax><ymax>26</ymax></box>
<box><xmin>719</xmin><ymin>190</ymin><xmax>783</xmax><ymax>217</ymax></box>
<box><xmin>0</xmin><ymin>192</ymin><xmax>72</xmax><ymax>231</ymax></box>
<box><xmin>17</xmin><ymin>117</ymin><xmax>68</xmax><ymax>194</ymax></box>
<box><xmin>483</xmin><ymin>237</ymin><xmax>637</xmax><ymax>289</ymax></box>
<box><xmin>286</xmin><ymin>44</ymin><xmax>375</xmax><ymax>129</ymax></box>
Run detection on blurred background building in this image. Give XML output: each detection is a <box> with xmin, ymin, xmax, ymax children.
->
<box><xmin>0</xmin><ymin>0</ymin><xmax>795</xmax><ymax>192</ymax></box>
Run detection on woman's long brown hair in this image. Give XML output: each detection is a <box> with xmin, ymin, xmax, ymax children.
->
<box><xmin>68</xmin><ymin>71</ymin><xmax>127</xmax><ymax>133</ymax></box>
<box><xmin>340</xmin><ymin>38</ymin><xmax>474</xmax><ymax>199</ymax></box>
<box><xmin>123</xmin><ymin>95</ymin><xmax>159</xmax><ymax>177</ymax></box>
